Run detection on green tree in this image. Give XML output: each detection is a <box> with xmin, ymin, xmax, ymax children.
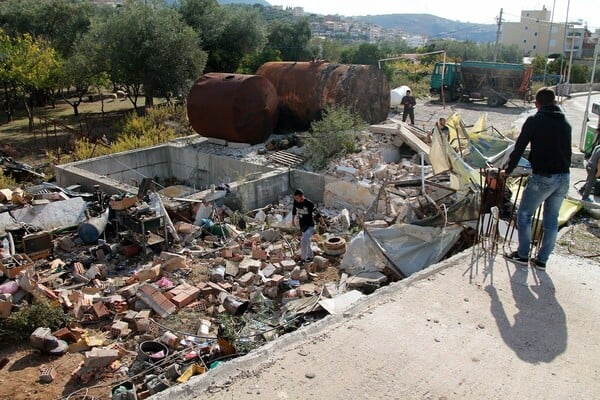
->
<box><xmin>238</xmin><ymin>48</ymin><xmax>281</xmax><ymax>74</ymax></box>
<box><xmin>0</xmin><ymin>0</ymin><xmax>94</xmax><ymax>57</ymax></box>
<box><xmin>82</xmin><ymin>0</ymin><xmax>207</xmax><ymax>108</ymax></box>
<box><xmin>267</xmin><ymin>18</ymin><xmax>311</xmax><ymax>61</ymax></box>
<box><xmin>569</xmin><ymin>64</ymin><xmax>589</xmax><ymax>84</ymax></box>
<box><xmin>178</xmin><ymin>0</ymin><xmax>226</xmax><ymax>56</ymax></box>
<box><xmin>208</xmin><ymin>6</ymin><xmax>267</xmax><ymax>72</ymax></box>
<box><xmin>530</xmin><ymin>55</ymin><xmax>547</xmax><ymax>75</ymax></box>
<box><xmin>308</xmin><ymin>37</ymin><xmax>344</xmax><ymax>63</ymax></box>
<box><xmin>0</xmin><ymin>30</ymin><xmax>60</xmax><ymax>127</ymax></box>
<box><xmin>340</xmin><ymin>43</ymin><xmax>384</xmax><ymax>66</ymax></box>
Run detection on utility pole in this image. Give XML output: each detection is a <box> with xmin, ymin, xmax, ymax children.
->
<box><xmin>542</xmin><ymin>0</ymin><xmax>557</xmax><ymax>85</ymax></box>
<box><xmin>493</xmin><ymin>8</ymin><xmax>503</xmax><ymax>62</ymax></box>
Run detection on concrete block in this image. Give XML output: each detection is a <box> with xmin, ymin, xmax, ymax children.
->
<box><xmin>290</xmin><ymin>266</ymin><xmax>308</xmax><ymax>282</ymax></box>
<box><xmin>136</xmin><ymin>265</ymin><xmax>161</xmax><ymax>282</ymax></box>
<box><xmin>207</xmin><ymin>137</ymin><xmax>227</xmax><ymax>146</ymax></box>
<box><xmin>336</xmin><ymin>165</ymin><xmax>358</xmax><ymax>176</ymax></box>
<box><xmin>111</xmin><ymin>320</ymin><xmax>131</xmax><ymax>338</ymax></box>
<box><xmin>225</xmin><ymin>260</ymin><xmax>239</xmax><ymax>277</ymax></box>
<box><xmin>227</xmin><ymin>141</ymin><xmax>251</xmax><ymax>149</ymax></box>
<box><xmin>123</xmin><ymin>310</ymin><xmax>138</xmax><ymax>321</ymax></box>
<box><xmin>83</xmin><ymin>347</ymin><xmax>119</xmax><ymax>368</ymax></box>
<box><xmin>136</xmin><ymin>309</ymin><xmax>151</xmax><ymax>320</ymax></box>
<box><xmin>159</xmin><ymin>252</ymin><xmax>188</xmax><ymax>272</ymax></box>
<box><xmin>279</xmin><ymin>259</ymin><xmax>296</xmax><ymax>271</ymax></box>
<box><xmin>260</xmin><ymin>264</ymin><xmax>277</xmax><ymax>278</ymax></box>
<box><xmin>238</xmin><ymin>272</ymin><xmax>255</xmax><ymax>287</ymax></box>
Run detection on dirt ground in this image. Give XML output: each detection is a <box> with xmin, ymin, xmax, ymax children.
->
<box><xmin>1</xmin><ymin>97</ymin><xmax>598</xmax><ymax>400</ymax></box>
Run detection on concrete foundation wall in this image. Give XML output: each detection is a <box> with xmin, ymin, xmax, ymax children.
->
<box><xmin>168</xmin><ymin>146</ymin><xmax>272</xmax><ymax>190</ymax></box>
<box><xmin>229</xmin><ymin>170</ymin><xmax>290</xmax><ymax>211</ymax></box>
<box><xmin>56</xmin><ymin>142</ymin><xmax>294</xmax><ymax>211</ymax></box>
<box><xmin>289</xmin><ymin>170</ymin><xmax>325</xmax><ymax>203</ymax></box>
<box><xmin>55</xmin><ymin>142</ymin><xmax>344</xmax><ymax>212</ymax></box>
<box><xmin>56</xmin><ymin>145</ymin><xmax>171</xmax><ymax>193</ymax></box>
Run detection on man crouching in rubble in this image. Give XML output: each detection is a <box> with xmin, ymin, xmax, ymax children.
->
<box><xmin>292</xmin><ymin>188</ymin><xmax>325</xmax><ymax>265</ymax></box>
<box><xmin>502</xmin><ymin>87</ymin><xmax>571</xmax><ymax>272</ymax></box>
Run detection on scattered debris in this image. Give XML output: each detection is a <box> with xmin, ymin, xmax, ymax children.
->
<box><xmin>0</xmin><ymin>111</ymin><xmax>583</xmax><ymax>398</ymax></box>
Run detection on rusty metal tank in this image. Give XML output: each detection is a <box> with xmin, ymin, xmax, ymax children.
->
<box><xmin>256</xmin><ymin>61</ymin><xmax>390</xmax><ymax>132</ymax></box>
<box><xmin>187</xmin><ymin>73</ymin><xmax>279</xmax><ymax>144</ymax></box>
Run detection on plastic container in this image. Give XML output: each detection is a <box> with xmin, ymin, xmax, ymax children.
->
<box><xmin>138</xmin><ymin>341</ymin><xmax>169</xmax><ymax>363</ymax></box>
<box><xmin>2</xmin><ymin>238</ymin><xmax>9</xmax><ymax>258</ymax></box>
<box><xmin>583</xmin><ymin>123</ymin><xmax>598</xmax><ymax>154</ymax></box>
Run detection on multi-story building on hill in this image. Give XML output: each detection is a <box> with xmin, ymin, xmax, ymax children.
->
<box><xmin>502</xmin><ymin>7</ymin><xmax>585</xmax><ymax>58</ymax></box>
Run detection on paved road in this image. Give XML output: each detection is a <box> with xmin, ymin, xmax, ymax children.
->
<box><xmin>561</xmin><ymin>92</ymin><xmax>600</xmax><ymax>149</ymax></box>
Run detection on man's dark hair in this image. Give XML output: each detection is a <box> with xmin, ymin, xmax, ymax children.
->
<box><xmin>294</xmin><ymin>189</ymin><xmax>304</xmax><ymax>196</ymax></box>
<box><xmin>406</xmin><ymin>90</ymin><xmax>411</xmax><ymax>93</ymax></box>
<box><xmin>536</xmin><ymin>87</ymin><xmax>555</xmax><ymax>106</ymax></box>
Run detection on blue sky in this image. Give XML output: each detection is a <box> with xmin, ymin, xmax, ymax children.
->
<box><xmin>271</xmin><ymin>0</ymin><xmax>599</xmax><ymax>30</ymax></box>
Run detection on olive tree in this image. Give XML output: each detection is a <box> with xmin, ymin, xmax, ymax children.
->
<box><xmin>83</xmin><ymin>0</ymin><xmax>207</xmax><ymax>108</ymax></box>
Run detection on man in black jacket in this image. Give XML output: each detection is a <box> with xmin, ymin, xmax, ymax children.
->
<box><xmin>400</xmin><ymin>90</ymin><xmax>416</xmax><ymax>125</ymax></box>
<box><xmin>502</xmin><ymin>87</ymin><xmax>571</xmax><ymax>271</ymax></box>
<box><xmin>292</xmin><ymin>188</ymin><xmax>324</xmax><ymax>265</ymax></box>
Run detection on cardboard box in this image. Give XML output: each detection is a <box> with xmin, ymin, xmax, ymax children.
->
<box><xmin>0</xmin><ymin>254</ymin><xmax>34</xmax><ymax>279</ymax></box>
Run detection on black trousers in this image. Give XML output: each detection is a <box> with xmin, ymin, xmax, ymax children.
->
<box><xmin>402</xmin><ymin>108</ymin><xmax>414</xmax><ymax>124</ymax></box>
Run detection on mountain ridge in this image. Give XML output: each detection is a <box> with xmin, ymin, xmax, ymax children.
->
<box><xmin>214</xmin><ymin>1</ymin><xmax>496</xmax><ymax>42</ymax></box>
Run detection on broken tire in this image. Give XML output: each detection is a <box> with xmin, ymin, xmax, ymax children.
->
<box><xmin>324</xmin><ymin>237</ymin><xmax>347</xmax><ymax>256</ymax></box>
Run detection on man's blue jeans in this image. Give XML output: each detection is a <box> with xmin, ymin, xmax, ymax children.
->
<box><xmin>517</xmin><ymin>173</ymin><xmax>569</xmax><ymax>263</ymax></box>
<box><xmin>300</xmin><ymin>226</ymin><xmax>315</xmax><ymax>261</ymax></box>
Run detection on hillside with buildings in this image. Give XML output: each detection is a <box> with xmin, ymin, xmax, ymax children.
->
<box><xmin>358</xmin><ymin>14</ymin><xmax>496</xmax><ymax>43</ymax></box>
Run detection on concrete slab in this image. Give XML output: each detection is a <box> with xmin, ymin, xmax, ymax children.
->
<box><xmin>155</xmin><ymin>248</ymin><xmax>600</xmax><ymax>399</ymax></box>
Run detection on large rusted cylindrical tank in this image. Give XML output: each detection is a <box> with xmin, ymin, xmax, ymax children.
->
<box><xmin>256</xmin><ymin>62</ymin><xmax>390</xmax><ymax>132</ymax></box>
<box><xmin>187</xmin><ymin>73</ymin><xmax>279</xmax><ymax>144</ymax></box>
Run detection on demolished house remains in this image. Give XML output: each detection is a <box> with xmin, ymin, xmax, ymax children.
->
<box><xmin>0</xmin><ymin>66</ymin><xmax>587</xmax><ymax>398</ymax></box>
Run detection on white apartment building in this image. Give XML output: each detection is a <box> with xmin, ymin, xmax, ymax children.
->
<box><xmin>502</xmin><ymin>7</ymin><xmax>584</xmax><ymax>58</ymax></box>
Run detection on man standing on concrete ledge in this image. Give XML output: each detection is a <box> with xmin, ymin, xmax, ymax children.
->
<box><xmin>292</xmin><ymin>188</ymin><xmax>324</xmax><ymax>265</ymax></box>
<box><xmin>502</xmin><ymin>87</ymin><xmax>571</xmax><ymax>271</ymax></box>
<box><xmin>400</xmin><ymin>89</ymin><xmax>416</xmax><ymax>125</ymax></box>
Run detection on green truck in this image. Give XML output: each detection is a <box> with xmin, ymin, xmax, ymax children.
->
<box><xmin>430</xmin><ymin>61</ymin><xmax>533</xmax><ymax>106</ymax></box>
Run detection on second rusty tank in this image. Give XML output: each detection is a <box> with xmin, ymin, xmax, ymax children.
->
<box><xmin>187</xmin><ymin>73</ymin><xmax>279</xmax><ymax>144</ymax></box>
<box><xmin>256</xmin><ymin>61</ymin><xmax>390</xmax><ymax>132</ymax></box>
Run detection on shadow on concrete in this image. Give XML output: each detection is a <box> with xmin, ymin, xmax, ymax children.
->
<box><xmin>486</xmin><ymin>266</ymin><xmax>567</xmax><ymax>363</ymax></box>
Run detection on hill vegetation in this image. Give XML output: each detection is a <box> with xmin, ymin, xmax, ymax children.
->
<box><xmin>359</xmin><ymin>14</ymin><xmax>496</xmax><ymax>43</ymax></box>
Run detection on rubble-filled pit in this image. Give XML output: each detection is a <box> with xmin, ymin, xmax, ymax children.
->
<box><xmin>4</xmin><ymin>100</ymin><xmax>571</xmax><ymax>400</ymax></box>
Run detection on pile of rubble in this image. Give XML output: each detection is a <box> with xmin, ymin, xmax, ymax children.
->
<box><xmin>1</xmin><ymin>113</ymin><xmax>527</xmax><ymax>397</ymax></box>
<box><xmin>0</xmin><ymin>176</ymin><xmax>380</xmax><ymax>398</ymax></box>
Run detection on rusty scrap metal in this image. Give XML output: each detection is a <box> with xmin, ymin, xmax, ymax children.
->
<box><xmin>257</xmin><ymin>61</ymin><xmax>390</xmax><ymax>132</ymax></box>
<box><xmin>187</xmin><ymin>73</ymin><xmax>279</xmax><ymax>144</ymax></box>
